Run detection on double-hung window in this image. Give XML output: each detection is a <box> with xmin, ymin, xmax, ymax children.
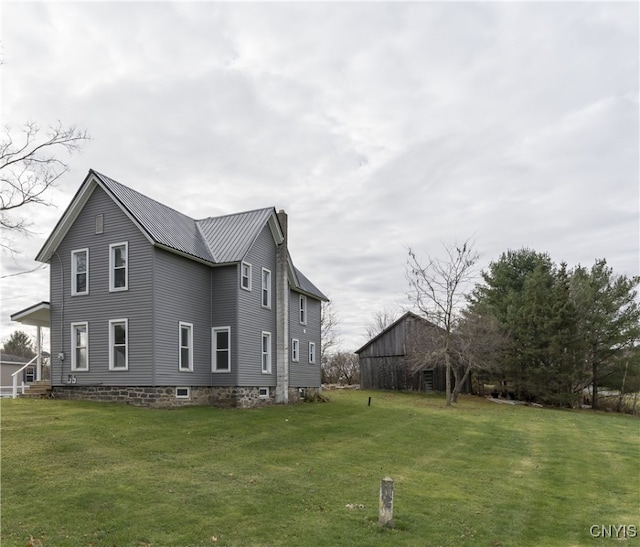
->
<box><xmin>261</xmin><ymin>332</ymin><xmax>272</xmax><ymax>373</ymax></box>
<box><xmin>291</xmin><ymin>339</ymin><xmax>300</xmax><ymax>362</ymax></box>
<box><xmin>299</xmin><ymin>295</ymin><xmax>307</xmax><ymax>324</ymax></box>
<box><xmin>212</xmin><ymin>327</ymin><xmax>230</xmax><ymax>372</ymax></box>
<box><xmin>109</xmin><ymin>242</ymin><xmax>128</xmax><ymax>291</ymax></box>
<box><xmin>179</xmin><ymin>322</ymin><xmax>193</xmax><ymax>372</ymax></box>
<box><xmin>71</xmin><ymin>322</ymin><xmax>89</xmax><ymax>371</ymax></box>
<box><xmin>109</xmin><ymin>319</ymin><xmax>128</xmax><ymax>370</ymax></box>
<box><xmin>261</xmin><ymin>268</ymin><xmax>271</xmax><ymax>308</ymax></box>
<box><xmin>241</xmin><ymin>262</ymin><xmax>252</xmax><ymax>291</ymax></box>
<box><xmin>309</xmin><ymin>342</ymin><xmax>316</xmax><ymax>364</ymax></box>
<box><xmin>71</xmin><ymin>249</ymin><xmax>89</xmax><ymax>295</ymax></box>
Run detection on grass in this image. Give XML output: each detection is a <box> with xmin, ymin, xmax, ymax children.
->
<box><xmin>1</xmin><ymin>390</ymin><xmax>638</xmax><ymax>546</ymax></box>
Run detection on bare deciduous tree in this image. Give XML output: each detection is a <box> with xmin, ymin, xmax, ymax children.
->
<box><xmin>1</xmin><ymin>121</ymin><xmax>90</xmax><ymax>252</ymax></box>
<box><xmin>364</xmin><ymin>308</ymin><xmax>400</xmax><ymax>340</ymax></box>
<box><xmin>321</xmin><ymin>351</ymin><xmax>359</xmax><ymax>385</ymax></box>
<box><xmin>321</xmin><ymin>299</ymin><xmax>340</xmax><ymax>365</ymax></box>
<box><xmin>406</xmin><ymin>239</ymin><xmax>479</xmax><ymax>406</ymax></box>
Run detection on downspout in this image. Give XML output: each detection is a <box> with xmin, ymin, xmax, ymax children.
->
<box><xmin>54</xmin><ymin>251</ymin><xmax>65</xmax><ymax>384</ymax></box>
<box><xmin>275</xmin><ymin>210</ymin><xmax>289</xmax><ymax>403</ymax></box>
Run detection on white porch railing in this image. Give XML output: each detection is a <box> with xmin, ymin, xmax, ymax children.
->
<box><xmin>11</xmin><ymin>356</ymin><xmax>38</xmax><ymax>399</ymax></box>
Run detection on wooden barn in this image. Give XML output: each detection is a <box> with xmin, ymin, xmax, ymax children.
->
<box><xmin>356</xmin><ymin>311</ymin><xmax>470</xmax><ymax>394</ymax></box>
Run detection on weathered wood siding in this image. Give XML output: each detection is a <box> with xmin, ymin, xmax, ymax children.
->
<box><xmin>49</xmin><ymin>186</ymin><xmax>154</xmax><ymax>386</ymax></box>
<box><xmin>358</xmin><ymin>314</ymin><xmax>469</xmax><ymax>393</ymax></box>
<box><xmin>359</xmin><ymin>356</ymin><xmax>452</xmax><ymax>392</ymax></box>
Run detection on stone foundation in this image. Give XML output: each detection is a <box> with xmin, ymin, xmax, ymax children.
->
<box><xmin>51</xmin><ymin>385</ymin><xmax>294</xmax><ymax>408</ymax></box>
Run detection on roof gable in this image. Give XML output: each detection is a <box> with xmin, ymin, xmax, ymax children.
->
<box><xmin>36</xmin><ymin>170</ymin><xmax>283</xmax><ymax>265</ymax></box>
<box><xmin>355</xmin><ymin>311</ymin><xmax>440</xmax><ymax>354</ymax></box>
<box><xmin>197</xmin><ymin>207</ymin><xmax>283</xmax><ymax>264</ymax></box>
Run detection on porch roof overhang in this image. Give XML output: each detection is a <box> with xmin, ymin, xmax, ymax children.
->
<box><xmin>10</xmin><ymin>302</ymin><xmax>51</xmax><ymax>328</ymax></box>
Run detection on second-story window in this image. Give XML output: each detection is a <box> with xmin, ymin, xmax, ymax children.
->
<box><xmin>109</xmin><ymin>242</ymin><xmax>128</xmax><ymax>291</ymax></box>
<box><xmin>241</xmin><ymin>262</ymin><xmax>252</xmax><ymax>291</ymax></box>
<box><xmin>71</xmin><ymin>249</ymin><xmax>89</xmax><ymax>295</ymax></box>
<box><xmin>299</xmin><ymin>295</ymin><xmax>307</xmax><ymax>324</ymax></box>
<box><xmin>262</xmin><ymin>268</ymin><xmax>271</xmax><ymax>308</ymax></box>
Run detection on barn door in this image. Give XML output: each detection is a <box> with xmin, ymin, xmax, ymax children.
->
<box><xmin>423</xmin><ymin>370</ymin><xmax>434</xmax><ymax>392</ymax></box>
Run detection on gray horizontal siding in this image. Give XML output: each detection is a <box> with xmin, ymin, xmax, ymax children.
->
<box><xmin>288</xmin><ymin>290</ymin><xmax>321</xmax><ymax>388</ymax></box>
<box><xmin>210</xmin><ymin>265</ymin><xmax>238</xmax><ymax>386</ymax></box>
<box><xmin>50</xmin><ymin>185</ymin><xmax>154</xmax><ymax>386</ymax></box>
<box><xmin>237</xmin><ymin>225</ymin><xmax>276</xmax><ymax>386</ymax></box>
<box><xmin>153</xmin><ymin>248</ymin><xmax>212</xmax><ymax>386</ymax></box>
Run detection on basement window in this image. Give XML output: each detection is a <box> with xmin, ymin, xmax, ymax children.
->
<box><xmin>258</xmin><ymin>387</ymin><xmax>269</xmax><ymax>399</ymax></box>
<box><xmin>176</xmin><ymin>387</ymin><xmax>191</xmax><ymax>399</ymax></box>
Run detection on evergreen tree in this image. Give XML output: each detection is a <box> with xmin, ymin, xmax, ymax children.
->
<box><xmin>1</xmin><ymin>330</ymin><xmax>36</xmax><ymax>358</ymax></box>
<box><xmin>570</xmin><ymin>260</ymin><xmax>640</xmax><ymax>410</ymax></box>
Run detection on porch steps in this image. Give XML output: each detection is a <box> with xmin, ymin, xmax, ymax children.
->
<box><xmin>21</xmin><ymin>381</ymin><xmax>52</xmax><ymax>399</ymax></box>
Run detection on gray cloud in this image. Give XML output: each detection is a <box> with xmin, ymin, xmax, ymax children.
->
<box><xmin>1</xmin><ymin>2</ymin><xmax>637</xmax><ymax>351</ymax></box>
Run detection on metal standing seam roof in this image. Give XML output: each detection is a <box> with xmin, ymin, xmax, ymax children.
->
<box><xmin>95</xmin><ymin>172</ymin><xmax>215</xmax><ymax>263</ymax></box>
<box><xmin>293</xmin><ymin>266</ymin><xmax>328</xmax><ymax>301</ymax></box>
<box><xmin>196</xmin><ymin>207</ymin><xmax>277</xmax><ymax>264</ymax></box>
<box><xmin>91</xmin><ymin>171</ymin><xmax>327</xmax><ymax>300</ymax></box>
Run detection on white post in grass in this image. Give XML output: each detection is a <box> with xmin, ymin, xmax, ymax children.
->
<box><xmin>379</xmin><ymin>477</ymin><xmax>394</xmax><ymax>528</ymax></box>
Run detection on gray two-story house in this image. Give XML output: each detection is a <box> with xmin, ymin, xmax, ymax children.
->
<box><xmin>17</xmin><ymin>169</ymin><xmax>327</xmax><ymax>407</ymax></box>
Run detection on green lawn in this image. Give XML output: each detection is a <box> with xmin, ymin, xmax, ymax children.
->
<box><xmin>1</xmin><ymin>390</ymin><xmax>638</xmax><ymax>546</ymax></box>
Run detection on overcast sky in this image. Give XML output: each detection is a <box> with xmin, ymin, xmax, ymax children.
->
<box><xmin>1</xmin><ymin>1</ymin><xmax>638</xmax><ymax>352</ymax></box>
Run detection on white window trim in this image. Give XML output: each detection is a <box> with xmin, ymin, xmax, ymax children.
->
<box><xmin>299</xmin><ymin>295</ymin><xmax>307</xmax><ymax>325</ymax></box>
<box><xmin>262</xmin><ymin>331</ymin><xmax>272</xmax><ymax>374</ymax></box>
<box><xmin>179</xmin><ymin>322</ymin><xmax>194</xmax><ymax>372</ymax></box>
<box><xmin>291</xmin><ymin>338</ymin><xmax>300</xmax><ymax>362</ymax></box>
<box><xmin>309</xmin><ymin>342</ymin><xmax>316</xmax><ymax>364</ymax></box>
<box><xmin>109</xmin><ymin>242</ymin><xmax>129</xmax><ymax>292</ymax></box>
<box><xmin>71</xmin><ymin>248</ymin><xmax>89</xmax><ymax>296</ymax></box>
<box><xmin>261</xmin><ymin>268</ymin><xmax>272</xmax><ymax>308</ymax></box>
<box><xmin>109</xmin><ymin>318</ymin><xmax>129</xmax><ymax>371</ymax></box>
<box><xmin>258</xmin><ymin>387</ymin><xmax>270</xmax><ymax>399</ymax></box>
<box><xmin>212</xmin><ymin>326</ymin><xmax>231</xmax><ymax>373</ymax></box>
<box><xmin>176</xmin><ymin>387</ymin><xmax>191</xmax><ymax>399</ymax></box>
<box><xmin>71</xmin><ymin>322</ymin><xmax>89</xmax><ymax>371</ymax></box>
<box><xmin>241</xmin><ymin>262</ymin><xmax>252</xmax><ymax>291</ymax></box>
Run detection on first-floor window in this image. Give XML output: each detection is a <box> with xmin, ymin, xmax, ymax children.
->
<box><xmin>179</xmin><ymin>322</ymin><xmax>193</xmax><ymax>371</ymax></box>
<box><xmin>291</xmin><ymin>339</ymin><xmax>299</xmax><ymax>362</ymax></box>
<box><xmin>71</xmin><ymin>322</ymin><xmax>89</xmax><ymax>371</ymax></box>
<box><xmin>212</xmin><ymin>327</ymin><xmax>230</xmax><ymax>372</ymax></box>
<box><xmin>308</xmin><ymin>342</ymin><xmax>316</xmax><ymax>364</ymax></box>
<box><xmin>109</xmin><ymin>319</ymin><xmax>128</xmax><ymax>370</ymax></box>
<box><xmin>262</xmin><ymin>332</ymin><xmax>272</xmax><ymax>373</ymax></box>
